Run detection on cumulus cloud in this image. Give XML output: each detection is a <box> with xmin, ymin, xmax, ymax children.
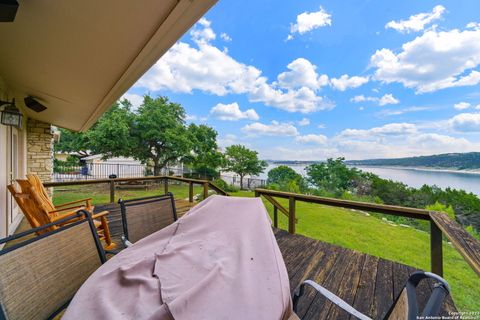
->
<box><xmin>287</xmin><ymin>7</ymin><xmax>332</xmax><ymax>40</ymax></box>
<box><xmin>330</xmin><ymin>75</ymin><xmax>369</xmax><ymax>91</ymax></box>
<box><xmin>454</xmin><ymin>102</ymin><xmax>471</xmax><ymax>110</ymax></box>
<box><xmin>385</xmin><ymin>5</ymin><xmax>445</xmax><ymax>33</ymax></box>
<box><xmin>210</xmin><ymin>102</ymin><xmax>259</xmax><ymax>121</ymax></box>
<box><xmin>220</xmin><ymin>32</ymin><xmax>232</xmax><ymax>42</ymax></box>
<box><xmin>350</xmin><ymin>93</ymin><xmax>399</xmax><ymax>106</ymax></box>
<box><xmin>136</xmin><ymin>19</ymin><xmax>331</xmax><ymax>113</ymax></box>
<box><xmin>242</xmin><ymin>121</ymin><xmax>299</xmax><ymax>136</ymax></box>
<box><xmin>448</xmin><ymin>113</ymin><xmax>480</xmax><ymax>132</ymax></box>
<box><xmin>120</xmin><ymin>93</ymin><xmax>144</xmax><ymax>110</ymax></box>
<box><xmin>295</xmin><ymin>134</ymin><xmax>327</xmax><ymax>144</ymax></box>
<box><xmin>276</xmin><ymin>58</ymin><xmax>329</xmax><ymax>90</ymax></box>
<box><xmin>297</xmin><ymin>118</ymin><xmax>310</xmax><ymax>126</ymax></box>
<box><xmin>339</xmin><ymin>123</ymin><xmax>418</xmax><ymax>138</ymax></box>
<box><xmin>370</xmin><ymin>27</ymin><xmax>480</xmax><ymax>93</ymax></box>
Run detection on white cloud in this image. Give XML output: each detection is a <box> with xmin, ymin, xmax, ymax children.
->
<box><xmin>331</xmin><ymin>74</ymin><xmax>369</xmax><ymax>91</ymax></box>
<box><xmin>120</xmin><ymin>93</ymin><xmax>143</xmax><ymax>110</ymax></box>
<box><xmin>210</xmin><ymin>102</ymin><xmax>259</xmax><ymax>121</ymax></box>
<box><xmin>295</xmin><ymin>134</ymin><xmax>327</xmax><ymax>144</ymax></box>
<box><xmin>448</xmin><ymin>113</ymin><xmax>480</xmax><ymax>132</ymax></box>
<box><xmin>136</xmin><ymin>19</ymin><xmax>331</xmax><ymax>113</ymax></box>
<box><xmin>476</xmin><ymin>104</ymin><xmax>480</xmax><ymax>110</ymax></box>
<box><xmin>242</xmin><ymin>121</ymin><xmax>299</xmax><ymax>136</ymax></box>
<box><xmin>385</xmin><ymin>5</ymin><xmax>445</xmax><ymax>33</ymax></box>
<box><xmin>377</xmin><ymin>106</ymin><xmax>431</xmax><ymax>116</ymax></box>
<box><xmin>185</xmin><ymin>114</ymin><xmax>197</xmax><ymax>121</ymax></box>
<box><xmin>454</xmin><ymin>102</ymin><xmax>471</xmax><ymax>110</ymax></box>
<box><xmin>350</xmin><ymin>93</ymin><xmax>399</xmax><ymax>106</ymax></box>
<box><xmin>297</xmin><ymin>118</ymin><xmax>310</xmax><ymax>126</ymax></box>
<box><xmin>339</xmin><ymin>123</ymin><xmax>418</xmax><ymax>138</ymax></box>
<box><xmin>287</xmin><ymin>7</ymin><xmax>332</xmax><ymax>40</ymax></box>
<box><xmin>190</xmin><ymin>18</ymin><xmax>216</xmax><ymax>44</ymax></box>
<box><xmin>220</xmin><ymin>32</ymin><xmax>232</xmax><ymax>42</ymax></box>
<box><xmin>370</xmin><ymin>27</ymin><xmax>480</xmax><ymax>93</ymax></box>
<box><xmin>317</xmin><ymin>123</ymin><xmax>326</xmax><ymax>129</ymax></box>
<box><xmin>467</xmin><ymin>22</ymin><xmax>480</xmax><ymax>31</ymax></box>
<box><xmin>378</xmin><ymin>94</ymin><xmax>400</xmax><ymax>106</ymax></box>
<box><xmin>276</xmin><ymin>58</ymin><xmax>329</xmax><ymax>90</ymax></box>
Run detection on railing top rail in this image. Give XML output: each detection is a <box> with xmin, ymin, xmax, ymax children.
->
<box><xmin>430</xmin><ymin>211</ymin><xmax>480</xmax><ymax>277</ymax></box>
<box><xmin>43</xmin><ymin>175</ymin><xmax>209</xmax><ymax>187</ymax></box>
<box><xmin>254</xmin><ymin>188</ymin><xmax>431</xmax><ymax>220</ymax></box>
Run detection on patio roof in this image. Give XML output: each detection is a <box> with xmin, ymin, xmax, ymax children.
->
<box><xmin>0</xmin><ymin>0</ymin><xmax>217</xmax><ymax>131</ymax></box>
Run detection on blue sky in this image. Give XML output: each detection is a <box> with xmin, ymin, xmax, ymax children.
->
<box><xmin>124</xmin><ymin>0</ymin><xmax>480</xmax><ymax>160</ymax></box>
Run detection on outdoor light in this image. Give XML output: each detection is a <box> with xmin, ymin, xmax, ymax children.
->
<box><xmin>0</xmin><ymin>0</ymin><xmax>19</xmax><ymax>22</ymax></box>
<box><xmin>1</xmin><ymin>99</ymin><xmax>23</xmax><ymax>128</ymax></box>
<box><xmin>24</xmin><ymin>96</ymin><xmax>47</xmax><ymax>112</ymax></box>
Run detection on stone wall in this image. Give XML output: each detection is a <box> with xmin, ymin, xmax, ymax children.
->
<box><xmin>26</xmin><ymin>119</ymin><xmax>53</xmax><ymax>182</ymax></box>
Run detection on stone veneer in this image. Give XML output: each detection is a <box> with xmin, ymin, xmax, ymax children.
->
<box><xmin>26</xmin><ymin>119</ymin><xmax>54</xmax><ymax>182</ymax></box>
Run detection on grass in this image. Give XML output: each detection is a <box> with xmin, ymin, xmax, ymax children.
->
<box><xmin>52</xmin><ymin>184</ymin><xmax>479</xmax><ymax>312</ymax></box>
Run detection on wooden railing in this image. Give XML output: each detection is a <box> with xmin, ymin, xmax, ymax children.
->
<box><xmin>44</xmin><ymin>175</ymin><xmax>229</xmax><ymax>204</ymax></box>
<box><xmin>254</xmin><ymin>188</ymin><xmax>480</xmax><ymax>278</ymax></box>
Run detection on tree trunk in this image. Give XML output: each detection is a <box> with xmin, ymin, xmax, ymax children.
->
<box><xmin>240</xmin><ymin>174</ymin><xmax>244</xmax><ymax>190</ymax></box>
<box><xmin>153</xmin><ymin>158</ymin><xmax>161</xmax><ymax>176</ymax></box>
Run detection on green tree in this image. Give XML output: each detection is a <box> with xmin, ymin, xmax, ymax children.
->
<box><xmin>267</xmin><ymin>165</ymin><xmax>304</xmax><ymax>191</ymax></box>
<box><xmin>130</xmin><ymin>96</ymin><xmax>192</xmax><ymax>175</ymax></box>
<box><xmin>87</xmin><ymin>100</ymin><xmax>134</xmax><ymax>159</ymax></box>
<box><xmin>185</xmin><ymin>124</ymin><xmax>224</xmax><ymax>179</ymax></box>
<box><xmin>306</xmin><ymin>158</ymin><xmax>362</xmax><ymax>195</ymax></box>
<box><xmin>54</xmin><ymin>128</ymin><xmax>91</xmax><ymax>157</ymax></box>
<box><xmin>223</xmin><ymin>145</ymin><xmax>267</xmax><ymax>189</ymax></box>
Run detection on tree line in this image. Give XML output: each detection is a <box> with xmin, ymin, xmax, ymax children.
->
<box><xmin>55</xmin><ymin>95</ymin><xmax>267</xmax><ymax>189</ymax></box>
<box><xmin>267</xmin><ymin>158</ymin><xmax>480</xmax><ymax>235</ymax></box>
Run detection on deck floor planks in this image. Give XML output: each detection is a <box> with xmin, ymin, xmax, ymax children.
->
<box><xmin>274</xmin><ymin>230</ymin><xmax>457</xmax><ymax>320</ymax></box>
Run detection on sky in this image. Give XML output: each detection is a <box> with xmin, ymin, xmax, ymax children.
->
<box><xmin>123</xmin><ymin>0</ymin><xmax>480</xmax><ymax>161</ymax></box>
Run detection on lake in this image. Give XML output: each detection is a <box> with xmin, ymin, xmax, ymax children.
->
<box><xmin>259</xmin><ymin>163</ymin><xmax>480</xmax><ymax>195</ymax></box>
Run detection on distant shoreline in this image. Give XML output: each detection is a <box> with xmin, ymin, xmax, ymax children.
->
<box><xmin>350</xmin><ymin>164</ymin><xmax>480</xmax><ymax>175</ymax></box>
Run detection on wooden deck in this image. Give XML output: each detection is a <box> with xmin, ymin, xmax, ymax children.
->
<box><xmin>274</xmin><ymin>228</ymin><xmax>457</xmax><ymax>319</ymax></box>
<box><xmin>10</xmin><ymin>198</ymin><xmax>457</xmax><ymax>318</ymax></box>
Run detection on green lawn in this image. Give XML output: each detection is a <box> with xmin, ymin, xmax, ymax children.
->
<box><xmin>52</xmin><ymin>184</ymin><xmax>479</xmax><ymax>312</ymax></box>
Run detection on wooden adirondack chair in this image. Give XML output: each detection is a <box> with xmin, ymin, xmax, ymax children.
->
<box><xmin>8</xmin><ymin>174</ymin><xmax>115</xmax><ymax>249</ymax></box>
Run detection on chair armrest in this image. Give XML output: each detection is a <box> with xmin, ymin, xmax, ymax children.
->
<box><xmin>12</xmin><ymin>192</ymin><xmax>30</xmax><ymax>199</ymax></box>
<box><xmin>49</xmin><ymin>205</ymin><xmax>85</xmax><ymax>214</ymax></box>
<box><xmin>292</xmin><ymin>280</ymin><xmax>372</xmax><ymax>320</ymax></box>
<box><xmin>51</xmin><ymin>211</ymin><xmax>82</xmax><ymax>222</ymax></box>
<box><xmin>91</xmin><ymin>211</ymin><xmax>109</xmax><ymax>219</ymax></box>
<box><xmin>55</xmin><ymin>198</ymin><xmax>93</xmax><ymax>208</ymax></box>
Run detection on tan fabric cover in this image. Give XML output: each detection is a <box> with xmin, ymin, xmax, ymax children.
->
<box><xmin>0</xmin><ymin>222</ymin><xmax>102</xmax><ymax>320</ymax></box>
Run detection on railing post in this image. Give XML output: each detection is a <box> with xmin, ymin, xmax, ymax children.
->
<box><xmin>109</xmin><ymin>180</ymin><xmax>115</xmax><ymax>203</ymax></box>
<box><xmin>189</xmin><ymin>182</ymin><xmax>194</xmax><ymax>203</ymax></box>
<box><xmin>288</xmin><ymin>196</ymin><xmax>296</xmax><ymax>234</ymax></box>
<box><xmin>164</xmin><ymin>178</ymin><xmax>168</xmax><ymax>194</ymax></box>
<box><xmin>430</xmin><ymin>220</ymin><xmax>443</xmax><ymax>276</ymax></box>
<box><xmin>273</xmin><ymin>206</ymin><xmax>278</xmax><ymax>228</ymax></box>
<box><xmin>203</xmin><ymin>182</ymin><xmax>209</xmax><ymax>199</ymax></box>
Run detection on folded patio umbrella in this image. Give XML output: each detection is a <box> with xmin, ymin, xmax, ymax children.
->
<box><xmin>64</xmin><ymin>195</ymin><xmax>293</xmax><ymax>320</ymax></box>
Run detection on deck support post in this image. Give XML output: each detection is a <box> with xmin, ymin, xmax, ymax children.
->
<box><xmin>203</xmin><ymin>182</ymin><xmax>209</xmax><ymax>200</ymax></box>
<box><xmin>254</xmin><ymin>190</ymin><xmax>260</xmax><ymax>197</ymax></box>
<box><xmin>109</xmin><ymin>180</ymin><xmax>115</xmax><ymax>203</ymax></box>
<box><xmin>189</xmin><ymin>182</ymin><xmax>194</xmax><ymax>203</ymax></box>
<box><xmin>288</xmin><ymin>197</ymin><xmax>296</xmax><ymax>234</ymax></box>
<box><xmin>430</xmin><ymin>221</ymin><xmax>443</xmax><ymax>276</ymax></box>
<box><xmin>273</xmin><ymin>207</ymin><xmax>278</xmax><ymax>228</ymax></box>
<box><xmin>164</xmin><ymin>178</ymin><xmax>168</xmax><ymax>195</ymax></box>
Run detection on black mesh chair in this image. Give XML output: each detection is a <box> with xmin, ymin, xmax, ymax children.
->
<box><xmin>0</xmin><ymin>210</ymin><xmax>106</xmax><ymax>320</ymax></box>
<box><xmin>292</xmin><ymin>271</ymin><xmax>450</xmax><ymax>320</ymax></box>
<box><xmin>118</xmin><ymin>193</ymin><xmax>177</xmax><ymax>246</ymax></box>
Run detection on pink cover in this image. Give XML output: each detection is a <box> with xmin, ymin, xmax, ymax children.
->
<box><xmin>64</xmin><ymin>195</ymin><xmax>293</xmax><ymax>320</ymax></box>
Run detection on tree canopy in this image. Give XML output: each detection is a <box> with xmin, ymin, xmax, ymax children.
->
<box><xmin>223</xmin><ymin>145</ymin><xmax>267</xmax><ymax>189</ymax></box>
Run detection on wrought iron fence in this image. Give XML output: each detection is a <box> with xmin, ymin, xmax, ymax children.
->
<box><xmin>53</xmin><ymin>162</ymin><xmax>267</xmax><ymax>189</ymax></box>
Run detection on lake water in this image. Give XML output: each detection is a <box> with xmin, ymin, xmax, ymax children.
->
<box><xmin>259</xmin><ymin>163</ymin><xmax>480</xmax><ymax>195</ymax></box>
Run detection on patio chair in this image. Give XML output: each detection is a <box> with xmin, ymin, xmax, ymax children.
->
<box><xmin>292</xmin><ymin>271</ymin><xmax>450</xmax><ymax>320</ymax></box>
<box><xmin>119</xmin><ymin>193</ymin><xmax>177</xmax><ymax>246</ymax></box>
<box><xmin>0</xmin><ymin>210</ymin><xmax>106</xmax><ymax>320</ymax></box>
<box><xmin>8</xmin><ymin>177</ymin><xmax>115</xmax><ymax>249</ymax></box>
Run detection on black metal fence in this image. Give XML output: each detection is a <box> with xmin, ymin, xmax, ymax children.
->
<box><xmin>53</xmin><ymin>162</ymin><xmax>267</xmax><ymax>189</ymax></box>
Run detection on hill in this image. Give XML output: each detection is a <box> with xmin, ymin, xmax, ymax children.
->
<box><xmin>347</xmin><ymin>152</ymin><xmax>480</xmax><ymax>170</ymax></box>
